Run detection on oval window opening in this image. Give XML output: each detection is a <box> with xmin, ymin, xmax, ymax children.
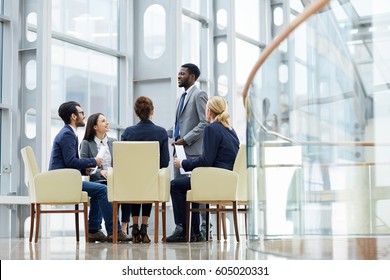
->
<box><xmin>218</xmin><ymin>75</ymin><xmax>228</xmax><ymax>97</ymax></box>
<box><xmin>217</xmin><ymin>42</ymin><xmax>228</xmax><ymax>63</ymax></box>
<box><xmin>25</xmin><ymin>108</ymin><xmax>37</xmax><ymax>139</ymax></box>
<box><xmin>25</xmin><ymin>60</ymin><xmax>37</xmax><ymax>90</ymax></box>
<box><xmin>273</xmin><ymin>7</ymin><xmax>284</xmax><ymax>26</ymax></box>
<box><xmin>144</xmin><ymin>4</ymin><xmax>166</xmax><ymax>59</ymax></box>
<box><xmin>216</xmin><ymin>9</ymin><xmax>227</xmax><ymax>30</ymax></box>
<box><xmin>26</xmin><ymin>12</ymin><xmax>37</xmax><ymax>42</ymax></box>
<box><xmin>278</xmin><ymin>64</ymin><xmax>288</xmax><ymax>83</ymax></box>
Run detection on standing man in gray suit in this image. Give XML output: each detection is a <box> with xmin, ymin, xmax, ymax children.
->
<box><xmin>167</xmin><ymin>63</ymin><xmax>209</xmax><ymax>241</ymax></box>
<box><xmin>169</xmin><ymin>63</ymin><xmax>208</xmax><ymax>166</ymax></box>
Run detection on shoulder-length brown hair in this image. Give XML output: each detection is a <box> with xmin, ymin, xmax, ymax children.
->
<box><xmin>83</xmin><ymin>113</ymin><xmax>104</xmax><ymax>141</ymax></box>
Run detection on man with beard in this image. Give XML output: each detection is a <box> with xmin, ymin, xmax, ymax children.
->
<box><xmin>167</xmin><ymin>63</ymin><xmax>209</xmax><ymax>242</ymax></box>
<box><xmin>49</xmin><ymin>101</ymin><xmax>131</xmax><ymax>243</ymax></box>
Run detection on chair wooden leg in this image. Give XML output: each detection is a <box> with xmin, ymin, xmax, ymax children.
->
<box><xmin>245</xmin><ymin>208</ymin><xmax>248</xmax><ymax>238</ymax></box>
<box><xmin>154</xmin><ymin>202</ymin><xmax>159</xmax><ymax>243</ymax></box>
<box><xmin>162</xmin><ymin>202</ymin><xmax>166</xmax><ymax>242</ymax></box>
<box><xmin>186</xmin><ymin>201</ymin><xmax>191</xmax><ymax>242</ymax></box>
<box><xmin>216</xmin><ymin>204</ymin><xmax>221</xmax><ymax>241</ymax></box>
<box><xmin>35</xmin><ymin>204</ymin><xmax>41</xmax><ymax>243</ymax></box>
<box><xmin>222</xmin><ymin>213</ymin><xmax>227</xmax><ymax>240</ymax></box>
<box><xmin>75</xmin><ymin>204</ymin><xmax>80</xmax><ymax>242</ymax></box>
<box><xmin>83</xmin><ymin>202</ymin><xmax>89</xmax><ymax>243</ymax></box>
<box><xmin>29</xmin><ymin>203</ymin><xmax>35</xmax><ymax>242</ymax></box>
<box><xmin>232</xmin><ymin>201</ymin><xmax>240</xmax><ymax>242</ymax></box>
<box><xmin>206</xmin><ymin>204</ymin><xmax>210</xmax><ymax>241</ymax></box>
<box><xmin>112</xmin><ymin>201</ymin><xmax>118</xmax><ymax>244</ymax></box>
<box><xmin>221</xmin><ymin>205</ymin><xmax>227</xmax><ymax>240</ymax></box>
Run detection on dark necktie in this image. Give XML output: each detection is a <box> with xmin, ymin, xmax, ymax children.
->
<box><xmin>174</xmin><ymin>92</ymin><xmax>187</xmax><ymax>140</ymax></box>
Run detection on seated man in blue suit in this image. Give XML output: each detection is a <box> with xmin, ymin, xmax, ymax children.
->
<box><xmin>49</xmin><ymin>101</ymin><xmax>131</xmax><ymax>243</ymax></box>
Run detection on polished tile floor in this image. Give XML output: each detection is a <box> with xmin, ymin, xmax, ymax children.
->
<box><xmin>1</xmin><ymin>235</ymin><xmax>390</xmax><ymax>260</ymax></box>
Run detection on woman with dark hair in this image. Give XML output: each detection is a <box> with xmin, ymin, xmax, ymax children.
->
<box><xmin>80</xmin><ymin>113</ymin><xmax>131</xmax><ymax>233</ymax></box>
<box><xmin>121</xmin><ymin>96</ymin><xmax>170</xmax><ymax>243</ymax></box>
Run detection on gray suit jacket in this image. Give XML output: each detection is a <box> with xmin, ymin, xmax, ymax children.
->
<box><xmin>170</xmin><ymin>85</ymin><xmax>208</xmax><ymax>157</ymax></box>
<box><xmin>79</xmin><ymin>137</ymin><xmax>116</xmax><ymax>182</ymax></box>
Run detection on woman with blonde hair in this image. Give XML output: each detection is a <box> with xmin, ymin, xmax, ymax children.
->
<box><xmin>167</xmin><ymin>96</ymin><xmax>240</xmax><ymax>242</ymax></box>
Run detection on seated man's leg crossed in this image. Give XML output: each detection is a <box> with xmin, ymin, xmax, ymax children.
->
<box><xmin>166</xmin><ymin>177</ymin><xmax>205</xmax><ymax>242</ymax></box>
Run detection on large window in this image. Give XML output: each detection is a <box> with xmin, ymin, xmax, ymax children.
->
<box><xmin>0</xmin><ymin>21</ymin><xmax>3</xmax><ymax>103</ymax></box>
<box><xmin>181</xmin><ymin>15</ymin><xmax>201</xmax><ymax>66</ymax></box>
<box><xmin>51</xmin><ymin>0</ymin><xmax>121</xmax><ymax>146</ymax></box>
<box><xmin>52</xmin><ymin>0</ymin><xmax>118</xmax><ymax>50</ymax></box>
<box><xmin>51</xmin><ymin>40</ymin><xmax>118</xmax><ymax>122</ymax></box>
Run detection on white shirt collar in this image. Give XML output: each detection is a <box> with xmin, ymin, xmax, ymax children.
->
<box><xmin>68</xmin><ymin>124</ymin><xmax>77</xmax><ymax>135</ymax></box>
<box><xmin>94</xmin><ymin>135</ymin><xmax>108</xmax><ymax>145</ymax></box>
<box><xmin>185</xmin><ymin>84</ymin><xmax>195</xmax><ymax>94</ymax></box>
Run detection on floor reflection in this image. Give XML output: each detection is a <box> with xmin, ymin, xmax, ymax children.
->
<box><xmin>1</xmin><ymin>236</ymin><xmax>389</xmax><ymax>260</ymax></box>
<box><xmin>249</xmin><ymin>236</ymin><xmax>390</xmax><ymax>259</ymax></box>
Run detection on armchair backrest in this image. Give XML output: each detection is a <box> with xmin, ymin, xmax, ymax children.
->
<box><xmin>21</xmin><ymin>146</ymin><xmax>40</xmax><ymax>200</ymax></box>
<box><xmin>111</xmin><ymin>141</ymin><xmax>160</xmax><ymax>201</ymax></box>
<box><xmin>233</xmin><ymin>144</ymin><xmax>247</xmax><ymax>201</ymax></box>
<box><xmin>21</xmin><ymin>146</ymin><xmax>83</xmax><ymax>203</ymax></box>
<box><xmin>21</xmin><ymin>146</ymin><xmax>40</xmax><ymax>187</ymax></box>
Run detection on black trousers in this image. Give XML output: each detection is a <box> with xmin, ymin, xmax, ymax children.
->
<box><xmin>170</xmin><ymin>177</ymin><xmax>200</xmax><ymax>234</ymax></box>
<box><xmin>120</xmin><ymin>204</ymin><xmax>131</xmax><ymax>223</ymax></box>
<box><xmin>130</xmin><ymin>204</ymin><xmax>152</xmax><ymax>217</ymax></box>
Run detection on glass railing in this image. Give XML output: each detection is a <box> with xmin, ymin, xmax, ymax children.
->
<box><xmin>243</xmin><ymin>0</ymin><xmax>390</xmax><ymax>252</ymax></box>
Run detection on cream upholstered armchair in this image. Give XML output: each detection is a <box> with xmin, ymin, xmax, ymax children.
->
<box><xmin>107</xmin><ymin>141</ymin><xmax>170</xmax><ymax>243</ymax></box>
<box><xmin>20</xmin><ymin>146</ymin><xmax>89</xmax><ymax>243</ymax></box>
<box><xmin>233</xmin><ymin>144</ymin><xmax>248</xmax><ymax>237</ymax></box>
<box><xmin>186</xmin><ymin>144</ymin><xmax>247</xmax><ymax>242</ymax></box>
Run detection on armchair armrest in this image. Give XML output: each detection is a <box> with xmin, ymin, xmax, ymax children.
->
<box><xmin>107</xmin><ymin>167</ymin><xmax>114</xmax><ymax>202</ymax></box>
<box><xmin>33</xmin><ymin>169</ymin><xmax>83</xmax><ymax>203</ymax></box>
<box><xmin>190</xmin><ymin>167</ymin><xmax>238</xmax><ymax>201</ymax></box>
<box><xmin>158</xmin><ymin>167</ymin><xmax>171</xmax><ymax>202</ymax></box>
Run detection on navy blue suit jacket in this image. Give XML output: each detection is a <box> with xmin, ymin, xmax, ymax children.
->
<box><xmin>49</xmin><ymin>124</ymin><xmax>96</xmax><ymax>173</ymax></box>
<box><xmin>182</xmin><ymin>122</ymin><xmax>240</xmax><ymax>171</ymax></box>
<box><xmin>121</xmin><ymin>120</ymin><xmax>170</xmax><ymax>168</ymax></box>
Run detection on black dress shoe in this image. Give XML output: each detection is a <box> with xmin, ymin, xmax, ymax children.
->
<box><xmin>166</xmin><ymin>234</ymin><xmax>187</xmax><ymax>242</ymax></box>
<box><xmin>166</xmin><ymin>225</ymin><xmax>187</xmax><ymax>242</ymax></box>
<box><xmin>192</xmin><ymin>232</ymin><xmax>206</xmax><ymax>242</ymax></box>
<box><xmin>88</xmin><ymin>230</ymin><xmax>107</xmax><ymax>243</ymax></box>
<box><xmin>131</xmin><ymin>224</ymin><xmax>141</xmax><ymax>243</ymax></box>
<box><xmin>140</xmin><ymin>224</ymin><xmax>151</xmax><ymax>243</ymax></box>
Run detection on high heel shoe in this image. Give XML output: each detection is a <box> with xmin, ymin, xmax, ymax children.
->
<box><xmin>140</xmin><ymin>224</ymin><xmax>151</xmax><ymax>243</ymax></box>
<box><xmin>131</xmin><ymin>224</ymin><xmax>141</xmax><ymax>243</ymax></box>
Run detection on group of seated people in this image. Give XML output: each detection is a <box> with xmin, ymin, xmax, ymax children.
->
<box><xmin>48</xmin><ymin>95</ymin><xmax>239</xmax><ymax>243</ymax></box>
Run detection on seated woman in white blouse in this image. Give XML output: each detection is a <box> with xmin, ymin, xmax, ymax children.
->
<box><xmin>80</xmin><ymin>113</ymin><xmax>131</xmax><ymax>234</ymax></box>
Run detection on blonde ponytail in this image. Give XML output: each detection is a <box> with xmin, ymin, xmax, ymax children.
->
<box><xmin>207</xmin><ymin>96</ymin><xmax>232</xmax><ymax>130</ymax></box>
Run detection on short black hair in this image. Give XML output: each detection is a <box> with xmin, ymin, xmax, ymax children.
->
<box><xmin>181</xmin><ymin>63</ymin><xmax>201</xmax><ymax>80</ymax></box>
<box><xmin>58</xmin><ymin>101</ymin><xmax>80</xmax><ymax>124</ymax></box>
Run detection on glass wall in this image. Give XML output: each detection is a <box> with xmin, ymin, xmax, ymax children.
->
<box><xmin>0</xmin><ymin>0</ymin><xmax>4</xmax><ymax>103</ymax></box>
<box><xmin>181</xmin><ymin>0</ymin><xmax>210</xmax><ymax>95</ymax></box>
<box><xmin>44</xmin><ymin>0</ymin><xmax>121</xmax><ymax>237</ymax></box>
<box><xmin>52</xmin><ymin>0</ymin><xmax>118</xmax><ymax>50</ymax></box>
<box><xmin>234</xmin><ymin>0</ymin><xmax>262</xmax><ymax>144</ymax></box>
<box><xmin>51</xmin><ymin>0</ymin><xmax>120</xmax><ymax>145</ymax></box>
<box><xmin>246</xmin><ymin>0</ymin><xmax>390</xmax><ymax>253</ymax></box>
<box><xmin>0</xmin><ymin>1</ymin><xmax>4</xmax><ymax>179</ymax></box>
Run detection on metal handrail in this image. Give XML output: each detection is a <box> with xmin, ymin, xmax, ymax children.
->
<box><xmin>241</xmin><ymin>0</ymin><xmax>330</xmax><ymax>105</ymax></box>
